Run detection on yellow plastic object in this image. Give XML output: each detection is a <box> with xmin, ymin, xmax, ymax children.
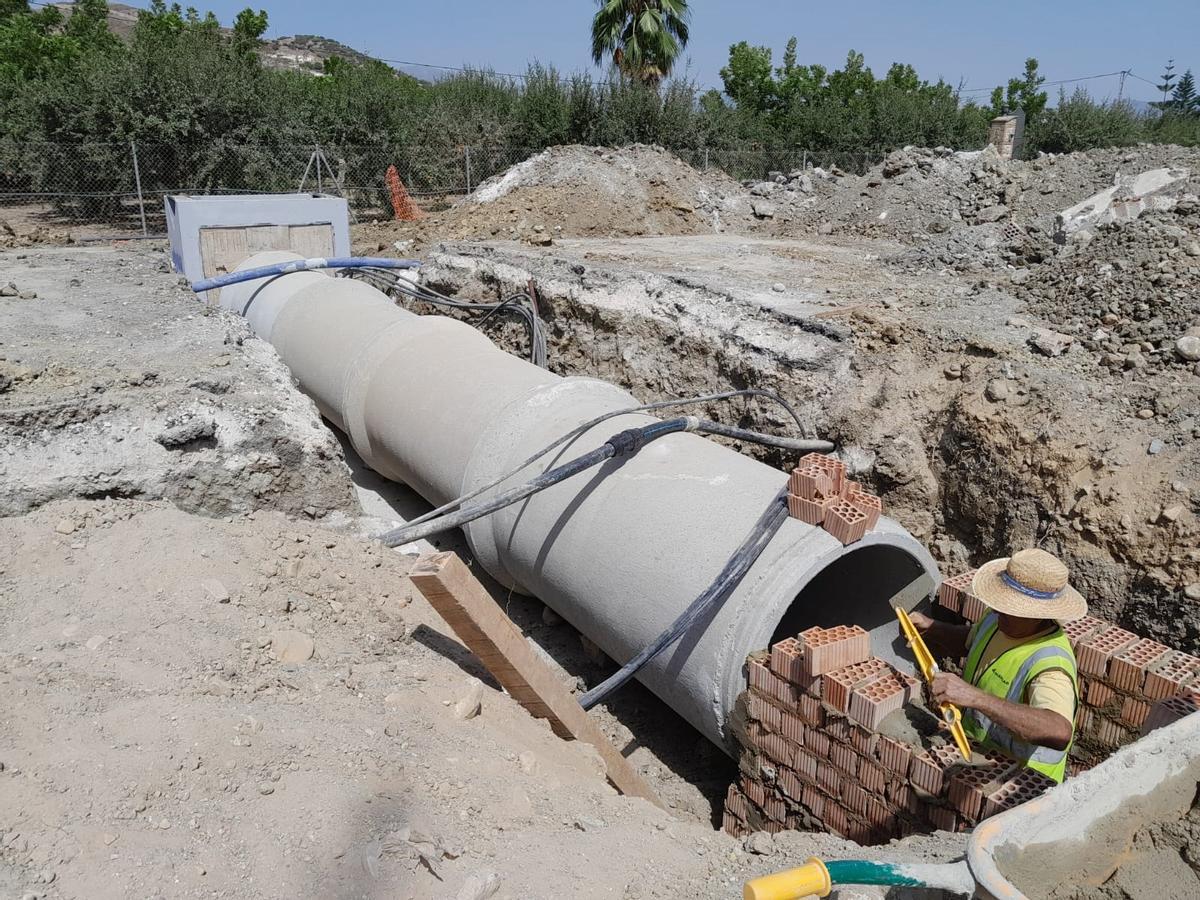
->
<box><xmin>744</xmin><ymin>857</ymin><xmax>832</xmax><ymax>900</ymax></box>
<box><xmin>896</xmin><ymin>607</ymin><xmax>972</xmax><ymax>760</ymax></box>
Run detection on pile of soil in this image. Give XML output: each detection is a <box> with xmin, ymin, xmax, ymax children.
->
<box><xmin>358</xmin><ymin>145</ymin><xmax>757</xmax><ymax>250</ymax></box>
<box><xmin>1015</xmin><ymin>201</ymin><xmax>1200</xmax><ymax>374</ymax></box>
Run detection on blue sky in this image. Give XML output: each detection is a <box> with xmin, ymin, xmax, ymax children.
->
<box><xmin>107</xmin><ymin>1</ymin><xmax>1195</xmax><ymax>103</ymax></box>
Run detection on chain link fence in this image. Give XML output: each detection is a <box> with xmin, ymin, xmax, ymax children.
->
<box><xmin>0</xmin><ymin>140</ymin><xmax>884</xmax><ymax>237</ymax></box>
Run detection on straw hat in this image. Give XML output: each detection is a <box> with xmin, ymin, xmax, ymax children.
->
<box><xmin>971</xmin><ymin>548</ymin><xmax>1088</xmax><ymax>622</ymax></box>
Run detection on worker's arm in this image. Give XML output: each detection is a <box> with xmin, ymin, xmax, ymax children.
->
<box><xmin>907</xmin><ymin>611</ymin><xmax>971</xmax><ymax>659</ymax></box>
<box><xmin>931</xmin><ymin>673</ymin><xmax>1073</xmax><ymax>751</ymax></box>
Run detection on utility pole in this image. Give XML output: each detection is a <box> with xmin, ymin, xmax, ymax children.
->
<box><xmin>1117</xmin><ymin>70</ymin><xmax>1128</xmax><ymax>103</ymax></box>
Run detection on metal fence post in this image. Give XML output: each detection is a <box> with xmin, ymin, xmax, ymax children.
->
<box><xmin>703</xmin><ymin>147</ymin><xmax>709</xmax><ymax>171</ymax></box>
<box><xmin>464</xmin><ymin>146</ymin><xmax>473</xmax><ymax>195</ymax></box>
<box><xmin>130</xmin><ymin>141</ymin><xmax>148</xmax><ymax>237</ymax></box>
<box><xmin>803</xmin><ymin>149</ymin><xmax>808</xmax><ymax>170</ymax></box>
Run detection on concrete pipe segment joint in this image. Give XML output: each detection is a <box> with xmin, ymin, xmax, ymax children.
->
<box><xmin>219</xmin><ymin>251</ymin><xmax>939</xmax><ymax>752</ymax></box>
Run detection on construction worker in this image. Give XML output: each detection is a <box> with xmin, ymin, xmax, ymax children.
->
<box><xmin>909</xmin><ymin>548</ymin><xmax>1086</xmax><ymax>783</ymax></box>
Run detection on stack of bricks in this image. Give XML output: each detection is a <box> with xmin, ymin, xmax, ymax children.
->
<box><xmin>722</xmin><ymin>624</ymin><xmax>1056</xmax><ymax>843</ymax></box>
<box><xmin>934</xmin><ymin>570</ymin><xmax>1200</xmax><ymax>772</ymax></box>
<box><xmin>786</xmin><ymin>453</ymin><xmax>882</xmax><ymax>546</ymax></box>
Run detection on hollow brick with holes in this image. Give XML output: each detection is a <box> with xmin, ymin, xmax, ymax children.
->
<box><xmin>843</xmin><ymin>782</ymin><xmax>870</xmax><ymax>815</ymax></box>
<box><xmin>960</xmin><ymin>591</ymin><xmax>987</xmax><ymax>623</ymax></box>
<box><xmin>1142</xmin><ymin>651</ymin><xmax>1200</xmax><ymax>700</ymax></box>
<box><xmin>1094</xmin><ymin>715</ymin><xmax>1129</xmax><ymax>749</ymax></box>
<box><xmin>822</xmin><ymin>657</ymin><xmax>889</xmax><ymax>712</ymax></box>
<box><xmin>1142</xmin><ymin>694</ymin><xmax>1200</xmax><ymax>735</ymax></box>
<box><xmin>858</xmin><ymin>757</ymin><xmax>886</xmax><ymax>795</ymax></box>
<box><xmin>788</xmin><ymin>492</ymin><xmax>833</xmax><ymax>525</ymax></box>
<box><xmin>816</xmin><ymin>761</ymin><xmax>843</xmax><ymax>795</ymax></box>
<box><xmin>823</xmin><ymin>499</ymin><xmax>869</xmax><ymax>545</ymax></box>
<box><xmin>848</xmin><ymin>491</ymin><xmax>882</xmax><ymax>530</ymax></box>
<box><xmin>799</xmin><ymin>452</ymin><xmax>847</xmax><ymax>495</ymax></box>
<box><xmin>849</xmin><ymin>724</ymin><xmax>877</xmax><ymax>755</ymax></box>
<box><xmin>797</xmin><ymin>693</ymin><xmax>824</xmax><ymax>726</ymax></box>
<box><xmin>1075</xmin><ymin>626</ymin><xmax>1140</xmax><ymax>678</ymax></box>
<box><xmin>1120</xmin><ymin>695</ymin><xmax>1151</xmax><ymax>729</ymax></box>
<box><xmin>823</xmin><ymin>716</ymin><xmax>851</xmax><ymax>742</ymax></box>
<box><xmin>876</xmin><ymin>734</ymin><xmax>914</xmax><ymax>778</ymax></box>
<box><xmin>1061</xmin><ymin>615</ymin><xmax>1110</xmax><ymax>649</ymax></box>
<box><xmin>780</xmin><ymin>710</ymin><xmax>805</xmax><ymax>745</ymax></box>
<box><xmin>799</xmin><ymin>625</ymin><xmax>871</xmax><ymax>677</ymax></box>
<box><xmin>769</xmin><ymin>637</ymin><xmax>805</xmax><ymax>683</ymax></box>
<box><xmin>928</xmin><ymin>805</ymin><xmax>957</xmax><ymax>832</ymax></box>
<box><xmin>829</xmin><ymin>743</ymin><xmax>860</xmax><ymax>778</ymax></box>
<box><xmin>806</xmin><ymin>730</ymin><xmax>832</xmax><ymax>759</ymax></box>
<box><xmin>1086</xmin><ymin>678</ymin><xmax>1115</xmax><ymax>708</ymax></box>
<box><xmin>1108</xmin><ymin>638</ymin><xmax>1171</xmax><ymax>694</ymax></box>
<box><xmin>936</xmin><ymin>570</ymin><xmax>977</xmax><ymax>614</ymax></box>
<box><xmin>788</xmin><ymin>465</ymin><xmax>833</xmax><ymax>501</ymax></box>
<box><xmin>793</xmin><ymin>747</ymin><xmax>819</xmax><ymax>781</ymax></box>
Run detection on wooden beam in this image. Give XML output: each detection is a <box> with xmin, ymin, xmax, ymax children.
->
<box><xmin>408</xmin><ymin>551</ymin><xmax>665</xmax><ymax>808</ymax></box>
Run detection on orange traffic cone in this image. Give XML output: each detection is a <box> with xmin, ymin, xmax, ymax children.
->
<box><xmin>385</xmin><ymin>165</ymin><xmax>424</xmax><ymax>221</ymax></box>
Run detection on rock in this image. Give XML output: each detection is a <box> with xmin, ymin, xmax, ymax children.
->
<box><xmin>257</xmin><ymin>783</ymin><xmax>275</xmax><ymax>795</ymax></box>
<box><xmin>202</xmin><ymin>578</ymin><xmax>231</xmax><ymax>603</ymax></box>
<box><xmin>1184</xmin><ymin>584</ymin><xmax>1200</xmax><ymax>601</ymax></box>
<box><xmin>84</xmin><ymin>635</ymin><xmax>106</xmax><ymax>651</ymax></box>
<box><xmin>771</xmin><ymin>282</ymin><xmax>785</xmax><ymax>293</ymax></box>
<box><xmin>455</xmin><ymin>872</ymin><xmax>501</xmax><ymax>900</ymax></box>
<box><xmin>943</xmin><ymin>364</ymin><xmax>962</xmax><ymax>380</ymax></box>
<box><xmin>750</xmin><ymin>200</ymin><xmax>776</xmax><ymax>219</ymax></box>
<box><xmin>17</xmin><ymin>290</ymin><xmax>37</xmax><ymax>300</ymax></box>
<box><xmin>818</xmin><ymin>222</ymin><xmax>833</xmax><ymax>235</ymax></box>
<box><xmin>749</xmin><ymin>182</ymin><xmax>776</xmax><ymax>197</ymax></box>
<box><xmin>1006</xmin><ymin>316</ymin><xmax>1031</xmax><ymax>328</ymax></box>
<box><xmin>269</xmin><ymin>630</ymin><xmax>315</xmax><ymax>663</ymax></box>
<box><xmin>927</xmin><ymin>218</ymin><xmax>949</xmax><ymax>234</ymax></box>
<box><xmin>454</xmin><ymin>677</ymin><xmax>484</xmax><ymax>720</ymax></box>
<box><xmin>1028</xmin><ymin>328</ymin><xmax>1073</xmax><ymax>357</ymax></box>
<box><xmin>743</xmin><ymin>832</ymin><xmax>774</xmax><ymax>855</ymax></box>
<box><xmin>1010</xmin><ymin>269</ymin><xmax>1031</xmax><ymax>285</ymax></box>
<box><xmin>975</xmin><ymin>205</ymin><xmax>1009</xmax><ymax>223</ymax></box>
<box><xmin>985</xmin><ymin>380</ymin><xmax>1010</xmax><ymax>402</ymax></box>
<box><xmin>1136</xmin><ymin>409</ymin><xmax>1154</xmax><ymax>420</ymax></box>
<box><xmin>55</xmin><ymin>518</ymin><xmax>76</xmax><ymax>535</ymax></box>
<box><xmin>1175</xmin><ymin>335</ymin><xmax>1200</xmax><ymax>362</ymax></box>
<box><xmin>1148</xmin><ymin>439</ymin><xmax>1165</xmax><ymax>455</ymax></box>
<box><xmin>517</xmin><ymin>750</ymin><xmax>539</xmax><ymax>775</ymax></box>
<box><xmin>1160</xmin><ymin>504</ymin><xmax>1185</xmax><ymax>523</ymax></box>
<box><xmin>155</xmin><ymin>416</ymin><xmax>217</xmax><ymax>448</ymax></box>
<box><xmin>0</xmin><ymin>283</ymin><xmax>17</xmax><ymax>296</ymax></box>
<box><xmin>573</xmin><ymin>816</ymin><xmax>606</xmax><ymax>832</ymax></box>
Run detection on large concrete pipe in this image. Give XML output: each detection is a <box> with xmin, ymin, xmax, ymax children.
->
<box><xmin>220</xmin><ymin>252</ymin><xmax>939</xmax><ymax>751</ymax></box>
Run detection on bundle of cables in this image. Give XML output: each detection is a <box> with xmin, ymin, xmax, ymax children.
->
<box><xmin>346</xmin><ymin>267</ymin><xmax>548</xmax><ymax>368</ymax></box>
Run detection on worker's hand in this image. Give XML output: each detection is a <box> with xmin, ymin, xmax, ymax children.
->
<box><xmin>930</xmin><ymin>672</ymin><xmax>982</xmax><ymax>709</ymax></box>
<box><xmin>907</xmin><ymin>611</ymin><xmax>935</xmax><ymax>633</ymax></box>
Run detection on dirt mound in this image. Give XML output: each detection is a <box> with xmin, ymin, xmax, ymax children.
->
<box><xmin>387</xmin><ymin>145</ymin><xmax>755</xmax><ymax>246</ymax></box>
<box><xmin>1016</xmin><ymin>200</ymin><xmax>1200</xmax><ymax>373</ymax></box>
<box><xmin>770</xmin><ymin>143</ymin><xmax>1200</xmax><ymax>272</ymax></box>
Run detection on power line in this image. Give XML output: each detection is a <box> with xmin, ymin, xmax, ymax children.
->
<box><xmin>957</xmin><ymin>70</ymin><xmax>1127</xmax><ymax>95</ymax></box>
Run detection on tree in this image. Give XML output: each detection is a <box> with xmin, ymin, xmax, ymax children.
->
<box><xmin>719</xmin><ymin>42</ymin><xmax>775</xmax><ymax>113</ymax></box>
<box><xmin>992</xmin><ymin>57</ymin><xmax>1048</xmax><ymax>125</ymax></box>
<box><xmin>1172</xmin><ymin>69</ymin><xmax>1197</xmax><ymax>114</ymax></box>
<box><xmin>590</xmin><ymin>0</ymin><xmax>690</xmax><ymax>86</ymax></box>
<box><xmin>1157</xmin><ymin>59</ymin><xmax>1177</xmax><ymax>108</ymax></box>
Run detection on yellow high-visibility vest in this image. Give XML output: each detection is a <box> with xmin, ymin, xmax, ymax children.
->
<box><xmin>961</xmin><ymin>612</ymin><xmax>1078</xmax><ymax>783</ymax></box>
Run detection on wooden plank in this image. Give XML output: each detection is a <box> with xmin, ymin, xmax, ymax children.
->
<box><xmin>288</xmin><ymin>223</ymin><xmax>334</xmax><ymax>258</ymax></box>
<box><xmin>408</xmin><ymin>552</ymin><xmax>665</xmax><ymax>808</ymax></box>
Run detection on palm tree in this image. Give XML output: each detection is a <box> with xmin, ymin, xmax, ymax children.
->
<box><xmin>590</xmin><ymin>0</ymin><xmax>690</xmax><ymax>87</ymax></box>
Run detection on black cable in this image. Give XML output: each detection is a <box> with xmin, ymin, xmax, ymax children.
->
<box><xmin>696</xmin><ymin>420</ymin><xmax>833</xmax><ymax>453</ymax></box>
<box><xmin>378</xmin><ymin>388</ymin><xmax>823</xmax><ymax>540</ymax></box>
<box><xmin>579</xmin><ymin>488</ymin><xmax>790</xmax><ymax>710</ymax></box>
<box><xmin>377</xmin><ymin>417</ymin><xmax>695</xmax><ymax>548</ymax></box>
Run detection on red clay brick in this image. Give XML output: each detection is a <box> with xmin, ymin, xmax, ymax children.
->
<box><xmin>816</xmin><ymin>761</ymin><xmax>843</xmax><ymax>795</ymax></box>
<box><xmin>747</xmin><ymin>656</ymin><xmax>772</xmax><ymax>692</ymax></box>
<box><xmin>876</xmin><ymin>735</ymin><xmax>914</xmax><ymax>779</ymax></box>
<box><xmin>889</xmin><ymin>780</ymin><xmax>914</xmax><ymax>810</ymax></box>
<box><xmin>1075</xmin><ymin>626</ymin><xmax>1139</xmax><ymax>678</ymax></box>
<box><xmin>822</xmin><ymin>499</ymin><xmax>869</xmax><ymax>545</ymax></box>
<box><xmin>980</xmin><ymin>768</ymin><xmax>1055</xmax><ymax>819</ymax></box>
<box><xmin>843</xmin><ymin>782</ymin><xmax>870</xmax><ymax>815</ymax></box>
<box><xmin>722</xmin><ymin>810</ymin><xmax>745</xmax><ymax>836</ymax></box>
<box><xmin>947</xmin><ymin>765</ymin><xmax>996</xmax><ymax>822</ymax></box>
<box><xmin>848</xmin><ymin>491</ymin><xmax>882</xmax><ymax>530</ymax></box>
<box><xmin>842</xmin><ymin>479</ymin><xmax>862</xmax><ymax>499</ymax></box>
<box><xmin>788</xmin><ymin>465</ymin><xmax>833</xmax><ymax>501</ymax></box>
<box><xmin>1142</xmin><ymin>651</ymin><xmax>1200</xmax><ymax>701</ymax></box>
<box><xmin>829</xmin><ymin>742</ymin><xmax>860</xmax><ymax>778</ymax></box>
<box><xmin>849</xmin><ymin>724</ymin><xmax>877</xmax><ymax>756</ymax></box>
<box><xmin>770</xmin><ymin>637</ymin><xmax>805</xmax><ymax>683</ymax></box>
<box><xmin>800</xmin><ymin>625</ymin><xmax>871</xmax><ymax>677</ymax></box>
<box><xmin>762</xmin><ymin>795</ymin><xmax>787</xmax><ymax>822</ymax></box>
<box><xmin>1120</xmin><ymin>695</ymin><xmax>1151</xmax><ymax>729</ymax></box>
<box><xmin>801</xmin><ymin>783</ymin><xmax>826</xmax><ymax>818</ymax></box>
<box><xmin>936</xmin><ymin>569</ymin><xmax>977</xmax><ymax>614</ymax></box>
<box><xmin>1093</xmin><ymin>715</ymin><xmax>1129</xmax><ymax>749</ymax></box>
<box><xmin>1076</xmin><ymin>705</ymin><xmax>1094</xmax><ymax>734</ymax></box>
<box><xmin>800</xmin><ymin>452</ymin><xmax>847</xmax><ymax>495</ymax></box>
<box><xmin>759</xmin><ymin>731</ymin><xmax>793</xmax><ymax>767</ymax></box>
<box><xmin>780</xmin><ymin>710</ymin><xmax>806</xmax><ymax>745</ymax></box>
<box><xmin>1085</xmin><ymin>678</ymin><xmax>1116</xmax><ymax>708</ymax></box>
<box><xmin>1108</xmin><ymin>639</ymin><xmax>1171</xmax><ymax>694</ymax></box>
<box><xmin>928</xmin><ymin>805</ymin><xmax>958</xmax><ymax>832</ymax></box>
<box><xmin>824</xmin><ymin>716</ymin><xmax>851</xmax><ymax>742</ymax></box>
<box><xmin>822</xmin><ymin>656</ymin><xmax>889</xmax><ymax>712</ymax></box>
<box><xmin>1142</xmin><ymin>694</ymin><xmax>1200</xmax><ymax>735</ymax></box>
<box><xmin>1061</xmin><ymin>615</ymin><xmax>1111</xmax><ymax>649</ymax></box>
<box><xmin>824</xmin><ymin>801</ymin><xmax>849</xmax><ymax>837</ymax></box>
<box><xmin>787</xmin><ymin>492</ymin><xmax>832</xmax><ymax>525</ymax></box>
<box><xmin>848</xmin><ymin>669</ymin><xmax>918</xmax><ymax>730</ymax></box>
<box><xmin>758</xmin><ymin>668</ymin><xmax>801</xmax><ymax>706</ymax></box>
<box><xmin>793</xmin><ymin>747</ymin><xmax>820</xmax><ymax>782</ymax></box>
<box><xmin>777</xmin><ymin>767</ymin><xmax>804</xmax><ymax>802</ymax></box>
<box><xmin>806</xmin><ymin>730</ymin><xmax>832</xmax><ymax>759</ymax></box>
<box><xmin>858</xmin><ymin>757</ymin><xmax>887</xmax><ymax>796</ymax></box>
<box><xmin>797</xmin><ymin>693</ymin><xmax>824</xmax><ymax>726</ymax></box>
<box><xmin>960</xmin><ymin>592</ymin><xmax>987</xmax><ymax>623</ymax></box>
<box><xmin>743</xmin><ymin>775</ymin><xmax>768</xmax><ymax>809</ymax></box>
<box><xmin>910</xmin><ymin>745</ymin><xmax>958</xmax><ymax>796</ymax></box>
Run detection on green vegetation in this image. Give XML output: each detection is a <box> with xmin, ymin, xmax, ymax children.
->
<box><xmin>590</xmin><ymin>0</ymin><xmax>690</xmax><ymax>86</ymax></box>
<box><xmin>0</xmin><ymin>1</ymin><xmax>1197</xmax><ymax>215</ymax></box>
